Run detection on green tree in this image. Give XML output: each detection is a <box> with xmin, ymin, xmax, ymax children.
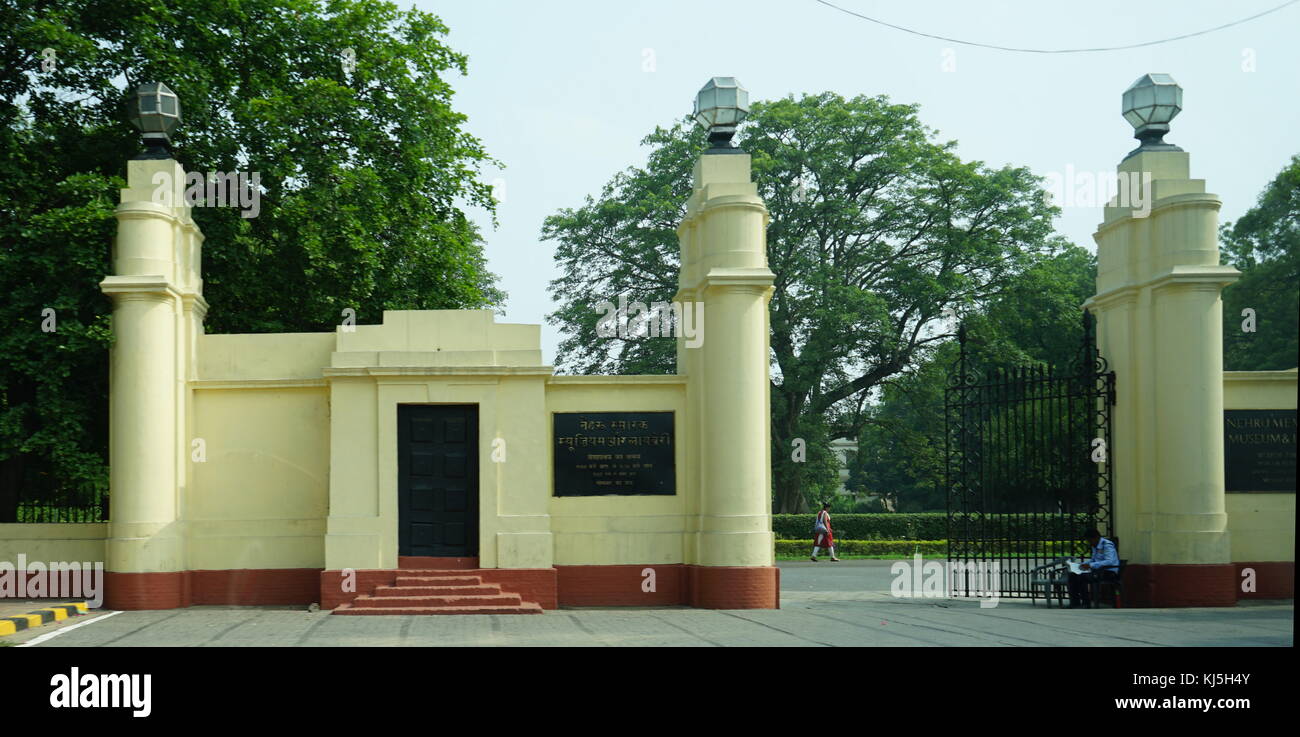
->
<box><xmin>0</xmin><ymin>0</ymin><xmax>501</xmax><ymax>520</ymax></box>
<box><xmin>848</xmin><ymin>346</ymin><xmax>950</xmax><ymax>512</ymax></box>
<box><xmin>771</xmin><ymin>409</ymin><xmax>844</xmax><ymax>513</ymax></box>
<box><xmin>846</xmin><ymin>245</ymin><xmax>1098</xmax><ymax>512</ymax></box>
<box><xmin>1221</xmin><ymin>155</ymin><xmax>1299</xmax><ymax>371</ymax></box>
<box><xmin>543</xmin><ymin>92</ymin><xmax>1065</xmax><ymax>512</ymax></box>
<box><xmin>953</xmin><ymin>245</ymin><xmax>1097</xmax><ymax>371</ymax></box>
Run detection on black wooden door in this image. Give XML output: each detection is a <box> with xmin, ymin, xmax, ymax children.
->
<box><xmin>398</xmin><ymin>404</ymin><xmax>478</xmax><ymax>557</ymax></box>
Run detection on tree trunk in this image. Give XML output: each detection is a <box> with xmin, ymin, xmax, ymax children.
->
<box><xmin>770</xmin><ymin>382</ymin><xmax>811</xmax><ymax>513</ymax></box>
<box><xmin>778</xmin><ymin>476</ymin><xmax>794</xmax><ymax>513</ymax></box>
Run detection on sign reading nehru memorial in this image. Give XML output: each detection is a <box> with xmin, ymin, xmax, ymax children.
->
<box><xmin>553</xmin><ymin>412</ymin><xmax>676</xmax><ymax>496</ymax></box>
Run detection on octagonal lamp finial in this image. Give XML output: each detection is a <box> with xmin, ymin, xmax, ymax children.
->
<box><xmin>693</xmin><ymin>77</ymin><xmax>749</xmax><ymax>152</ymax></box>
<box><xmin>127</xmin><ymin>81</ymin><xmax>182</xmax><ymax>160</ymax></box>
<box><xmin>1121</xmin><ymin>73</ymin><xmax>1183</xmax><ymax>158</ymax></box>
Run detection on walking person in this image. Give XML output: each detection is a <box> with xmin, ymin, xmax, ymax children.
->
<box><xmin>810</xmin><ymin>502</ymin><xmax>840</xmax><ymax>562</ymax></box>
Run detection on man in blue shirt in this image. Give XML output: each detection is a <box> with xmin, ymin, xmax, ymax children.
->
<box><xmin>1067</xmin><ymin>528</ymin><xmax>1120</xmax><ymax>608</ymax></box>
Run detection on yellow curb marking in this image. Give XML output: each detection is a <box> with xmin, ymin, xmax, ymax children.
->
<box><xmin>0</xmin><ymin>602</ymin><xmax>89</xmax><ymax>637</ymax></box>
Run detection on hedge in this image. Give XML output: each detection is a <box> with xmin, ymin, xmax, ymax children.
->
<box><xmin>776</xmin><ymin>539</ymin><xmax>946</xmax><ymax>557</ymax></box>
<box><xmin>773</xmin><ymin>513</ymin><xmax>1100</xmax><ymax>542</ymax></box>
<box><xmin>774</xmin><ymin>539</ymin><xmax>1085</xmax><ymax>558</ymax></box>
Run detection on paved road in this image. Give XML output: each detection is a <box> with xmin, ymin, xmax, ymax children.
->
<box><xmin>11</xmin><ymin>562</ymin><xmax>1293</xmax><ymax>647</ymax></box>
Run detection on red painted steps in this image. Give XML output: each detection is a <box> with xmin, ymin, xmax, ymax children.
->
<box><xmin>332</xmin><ymin>570</ymin><xmax>543</xmax><ymax>615</ymax></box>
<box><xmin>396</xmin><ymin>575</ymin><xmax>482</xmax><ymax>586</ymax></box>
<box><xmin>352</xmin><ymin>593</ymin><xmax>522</xmax><ymax>608</ymax></box>
<box><xmin>333</xmin><ymin>604</ymin><xmax>543</xmax><ymax>615</ymax></box>
<box><xmin>372</xmin><ymin>584</ymin><xmax>501</xmax><ymax>596</ymax></box>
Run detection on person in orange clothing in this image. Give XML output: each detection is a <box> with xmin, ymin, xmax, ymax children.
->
<box><xmin>810</xmin><ymin>501</ymin><xmax>839</xmax><ymax>562</ymax></box>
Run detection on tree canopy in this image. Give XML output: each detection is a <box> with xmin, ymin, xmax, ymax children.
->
<box><xmin>847</xmin><ymin>245</ymin><xmax>1098</xmax><ymax>512</ymax></box>
<box><xmin>0</xmin><ymin>0</ymin><xmax>501</xmax><ymax>519</ymax></box>
<box><xmin>1221</xmin><ymin>154</ymin><xmax>1299</xmax><ymax>371</ymax></box>
<box><xmin>543</xmin><ymin>92</ymin><xmax>1067</xmax><ymax>512</ymax></box>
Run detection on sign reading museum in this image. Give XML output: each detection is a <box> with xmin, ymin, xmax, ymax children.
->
<box><xmin>553</xmin><ymin>412</ymin><xmax>675</xmax><ymax>496</ymax></box>
<box><xmin>1224</xmin><ymin>409</ymin><xmax>1297</xmax><ymax>493</ymax></box>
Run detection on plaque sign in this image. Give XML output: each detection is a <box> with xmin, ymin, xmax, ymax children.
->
<box><xmin>553</xmin><ymin>411</ymin><xmax>675</xmax><ymax>496</ymax></box>
<box><xmin>1224</xmin><ymin>409</ymin><xmax>1297</xmax><ymax>493</ymax></box>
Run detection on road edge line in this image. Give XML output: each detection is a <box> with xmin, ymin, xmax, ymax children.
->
<box><xmin>17</xmin><ymin>610</ymin><xmax>122</xmax><ymax>647</ymax></box>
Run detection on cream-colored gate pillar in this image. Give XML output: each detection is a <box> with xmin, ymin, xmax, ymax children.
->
<box><xmin>99</xmin><ymin>84</ymin><xmax>205</xmax><ymax>609</ymax></box>
<box><xmin>675</xmin><ymin>78</ymin><xmax>778</xmax><ymax>608</ymax></box>
<box><xmin>1084</xmin><ymin>74</ymin><xmax>1240</xmax><ymax>606</ymax></box>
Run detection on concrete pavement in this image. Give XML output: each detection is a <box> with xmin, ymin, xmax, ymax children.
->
<box><xmin>11</xmin><ymin>562</ymin><xmax>1292</xmax><ymax>647</ymax></box>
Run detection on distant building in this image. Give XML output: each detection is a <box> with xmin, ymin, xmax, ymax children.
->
<box><xmin>829</xmin><ymin>438</ymin><xmax>896</xmax><ymax>511</ymax></box>
<box><xmin>829</xmin><ymin>438</ymin><xmax>857</xmax><ymax>494</ymax></box>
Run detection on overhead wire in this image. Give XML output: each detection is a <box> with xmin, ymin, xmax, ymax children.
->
<box><xmin>812</xmin><ymin>0</ymin><xmax>1300</xmax><ymax>54</ymax></box>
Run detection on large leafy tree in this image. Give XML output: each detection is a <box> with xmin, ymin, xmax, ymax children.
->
<box><xmin>544</xmin><ymin>92</ymin><xmax>1066</xmax><ymax>512</ymax></box>
<box><xmin>1221</xmin><ymin>154</ymin><xmax>1299</xmax><ymax>371</ymax></box>
<box><xmin>0</xmin><ymin>0</ymin><xmax>501</xmax><ymax>520</ymax></box>
<box><xmin>847</xmin><ymin>246</ymin><xmax>1098</xmax><ymax>512</ymax></box>
<box><xmin>847</xmin><ymin>346</ymin><xmax>951</xmax><ymax>513</ymax></box>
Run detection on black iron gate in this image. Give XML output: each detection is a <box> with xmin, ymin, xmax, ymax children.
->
<box><xmin>945</xmin><ymin>311</ymin><xmax>1115</xmax><ymax>598</ymax></box>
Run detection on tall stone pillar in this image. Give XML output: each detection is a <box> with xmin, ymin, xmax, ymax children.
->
<box><xmin>1084</xmin><ymin>75</ymin><xmax>1240</xmax><ymax>606</ymax></box>
<box><xmin>99</xmin><ymin>156</ymin><xmax>205</xmax><ymax>609</ymax></box>
<box><xmin>675</xmin><ymin>90</ymin><xmax>779</xmax><ymax>607</ymax></box>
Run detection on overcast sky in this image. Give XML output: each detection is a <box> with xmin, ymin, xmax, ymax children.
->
<box><xmin>421</xmin><ymin>0</ymin><xmax>1300</xmax><ymax>364</ymax></box>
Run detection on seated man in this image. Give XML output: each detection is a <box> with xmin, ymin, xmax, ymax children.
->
<box><xmin>1067</xmin><ymin>528</ymin><xmax>1119</xmax><ymax>608</ymax></box>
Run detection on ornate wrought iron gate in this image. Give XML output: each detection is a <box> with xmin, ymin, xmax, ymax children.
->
<box><xmin>945</xmin><ymin>311</ymin><xmax>1115</xmax><ymax>598</ymax></box>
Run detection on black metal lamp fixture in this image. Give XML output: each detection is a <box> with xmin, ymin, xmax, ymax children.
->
<box><xmin>693</xmin><ymin>77</ymin><xmax>749</xmax><ymax>152</ymax></box>
<box><xmin>127</xmin><ymin>81</ymin><xmax>182</xmax><ymax>159</ymax></box>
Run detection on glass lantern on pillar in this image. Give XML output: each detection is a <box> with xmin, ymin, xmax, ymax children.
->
<box><xmin>693</xmin><ymin>77</ymin><xmax>749</xmax><ymax>152</ymax></box>
<box><xmin>127</xmin><ymin>81</ymin><xmax>182</xmax><ymax>160</ymax></box>
<box><xmin>1121</xmin><ymin>73</ymin><xmax>1183</xmax><ymax>158</ymax></box>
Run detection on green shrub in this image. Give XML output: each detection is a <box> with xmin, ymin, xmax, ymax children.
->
<box><xmin>773</xmin><ymin>514</ymin><xmax>947</xmax><ymax>540</ymax></box>
<box><xmin>774</xmin><ymin>539</ymin><xmax>1086</xmax><ymax>558</ymax></box>
<box><xmin>776</xmin><ymin>539</ymin><xmax>946</xmax><ymax>557</ymax></box>
<box><xmin>772</xmin><ymin>513</ymin><xmax>1099</xmax><ymax>541</ymax></box>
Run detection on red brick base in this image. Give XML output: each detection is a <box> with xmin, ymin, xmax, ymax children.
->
<box><xmin>190</xmin><ymin>569</ymin><xmax>320</xmax><ymax>605</ymax></box>
<box><xmin>687</xmin><ymin>566</ymin><xmax>780</xmax><ymax>609</ymax></box>
<box><xmin>320</xmin><ymin>564</ymin><xmax>780</xmax><ymax>610</ymax></box>
<box><xmin>104</xmin><ymin>571</ymin><xmax>191</xmax><ymax>610</ymax></box>
<box><xmin>555</xmin><ymin>564</ymin><xmax>779</xmax><ymax>609</ymax></box>
<box><xmin>93</xmin><ymin>560</ymin><xmax>1284</xmax><ymax>610</ymax></box>
<box><xmin>1122</xmin><ymin>563</ymin><xmax>1239</xmax><ymax>607</ymax></box>
<box><xmin>104</xmin><ymin>569</ymin><xmax>321</xmax><ymax>610</ymax></box>
<box><xmin>557</xmin><ymin>564</ymin><xmax>686</xmax><ymax>606</ymax></box>
<box><xmin>1234</xmin><ymin>561</ymin><xmax>1294</xmax><ymax>599</ymax></box>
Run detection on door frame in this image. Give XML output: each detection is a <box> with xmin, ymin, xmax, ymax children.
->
<box><xmin>396</xmin><ymin>403</ymin><xmax>480</xmax><ymax>558</ymax></box>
